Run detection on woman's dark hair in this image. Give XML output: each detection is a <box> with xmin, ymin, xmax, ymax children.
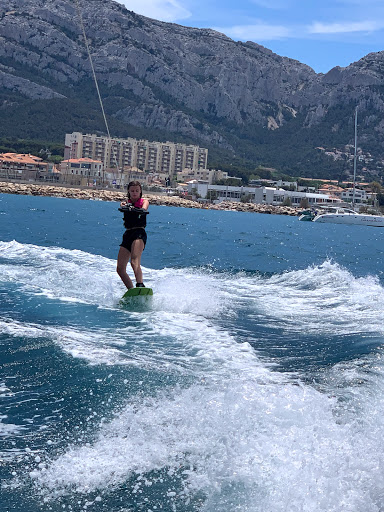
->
<box><xmin>127</xmin><ymin>181</ymin><xmax>143</xmax><ymax>199</ymax></box>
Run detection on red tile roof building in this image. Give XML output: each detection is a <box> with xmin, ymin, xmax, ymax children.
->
<box><xmin>0</xmin><ymin>153</ymin><xmax>49</xmax><ymax>180</ymax></box>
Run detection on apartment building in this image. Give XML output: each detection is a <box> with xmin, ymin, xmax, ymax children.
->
<box><xmin>177</xmin><ymin>168</ymin><xmax>229</xmax><ymax>184</ymax></box>
<box><xmin>60</xmin><ymin>158</ymin><xmax>103</xmax><ymax>186</ymax></box>
<box><xmin>341</xmin><ymin>187</ymin><xmax>374</xmax><ymax>203</ymax></box>
<box><xmin>0</xmin><ymin>153</ymin><xmax>49</xmax><ymax>180</ymax></box>
<box><xmin>64</xmin><ymin>132</ymin><xmax>208</xmax><ymax>175</ymax></box>
<box><xmin>104</xmin><ymin>167</ymin><xmax>149</xmax><ymax>188</ymax></box>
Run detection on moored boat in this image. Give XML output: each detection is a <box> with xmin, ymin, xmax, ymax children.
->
<box><xmin>298</xmin><ymin>209</ymin><xmax>316</xmax><ymax>221</ymax></box>
<box><xmin>308</xmin><ymin>108</ymin><xmax>384</xmax><ymax>227</ymax></box>
<box><xmin>312</xmin><ymin>207</ymin><xmax>384</xmax><ymax>226</ymax></box>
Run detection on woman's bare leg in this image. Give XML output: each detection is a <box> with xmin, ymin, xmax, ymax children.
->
<box><xmin>116</xmin><ymin>246</ymin><xmax>134</xmax><ymax>289</ymax></box>
<box><xmin>130</xmin><ymin>239</ymin><xmax>145</xmax><ymax>284</ymax></box>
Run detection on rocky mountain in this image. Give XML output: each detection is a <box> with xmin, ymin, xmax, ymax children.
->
<box><xmin>1</xmin><ymin>0</ymin><xmax>384</xmax><ymax>180</ymax></box>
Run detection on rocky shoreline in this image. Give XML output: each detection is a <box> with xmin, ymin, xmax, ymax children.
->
<box><xmin>0</xmin><ymin>181</ymin><xmax>301</xmax><ymax>216</ymax></box>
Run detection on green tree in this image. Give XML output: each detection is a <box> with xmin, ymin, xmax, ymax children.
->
<box><xmin>48</xmin><ymin>155</ymin><xmax>63</xmax><ymax>164</ymax></box>
<box><xmin>207</xmin><ymin>189</ymin><xmax>219</xmax><ymax>201</ymax></box>
<box><xmin>377</xmin><ymin>193</ymin><xmax>384</xmax><ymax>206</ymax></box>
<box><xmin>282</xmin><ymin>197</ymin><xmax>292</xmax><ymax>207</ymax></box>
<box><xmin>370</xmin><ymin>181</ymin><xmax>382</xmax><ymax>194</ymax></box>
<box><xmin>241</xmin><ymin>193</ymin><xmax>253</xmax><ymax>203</ymax></box>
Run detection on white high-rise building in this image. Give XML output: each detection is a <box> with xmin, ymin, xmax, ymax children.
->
<box><xmin>64</xmin><ymin>133</ymin><xmax>208</xmax><ymax>175</ymax></box>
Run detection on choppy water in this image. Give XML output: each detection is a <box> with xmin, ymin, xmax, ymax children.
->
<box><xmin>1</xmin><ymin>193</ymin><xmax>384</xmax><ymax>512</ymax></box>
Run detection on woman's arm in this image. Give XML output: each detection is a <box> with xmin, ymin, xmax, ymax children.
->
<box><xmin>142</xmin><ymin>199</ymin><xmax>149</xmax><ymax>210</ymax></box>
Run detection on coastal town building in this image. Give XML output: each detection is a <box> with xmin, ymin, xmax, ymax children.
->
<box><xmin>60</xmin><ymin>158</ymin><xmax>103</xmax><ymax>186</ymax></box>
<box><xmin>176</xmin><ymin>168</ymin><xmax>229</xmax><ymax>184</ymax></box>
<box><xmin>341</xmin><ymin>187</ymin><xmax>374</xmax><ymax>203</ymax></box>
<box><xmin>103</xmin><ymin>167</ymin><xmax>150</xmax><ymax>188</ymax></box>
<box><xmin>318</xmin><ymin>184</ymin><xmax>344</xmax><ymax>198</ymax></box>
<box><xmin>0</xmin><ymin>153</ymin><xmax>52</xmax><ymax>181</ymax></box>
<box><xmin>64</xmin><ymin>132</ymin><xmax>208</xmax><ymax>176</ymax></box>
<box><xmin>187</xmin><ymin>181</ymin><xmax>340</xmax><ymax>207</ymax></box>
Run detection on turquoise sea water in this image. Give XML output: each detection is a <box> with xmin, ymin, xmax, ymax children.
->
<box><xmin>1</xmin><ymin>193</ymin><xmax>384</xmax><ymax>512</ymax></box>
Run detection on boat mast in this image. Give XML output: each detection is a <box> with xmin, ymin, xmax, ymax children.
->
<box><xmin>352</xmin><ymin>107</ymin><xmax>358</xmax><ymax>210</ymax></box>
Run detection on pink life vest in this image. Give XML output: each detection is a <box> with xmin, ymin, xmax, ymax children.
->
<box><xmin>123</xmin><ymin>197</ymin><xmax>146</xmax><ymax>229</ymax></box>
<box><xmin>129</xmin><ymin>198</ymin><xmax>144</xmax><ymax>208</ymax></box>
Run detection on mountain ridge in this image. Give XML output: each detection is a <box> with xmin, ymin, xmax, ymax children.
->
<box><xmin>1</xmin><ymin>0</ymin><xmax>384</xmax><ymax>181</ymax></box>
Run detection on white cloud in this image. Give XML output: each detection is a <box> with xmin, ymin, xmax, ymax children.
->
<box><xmin>308</xmin><ymin>20</ymin><xmax>382</xmax><ymax>34</ymax></box>
<box><xmin>118</xmin><ymin>0</ymin><xmax>191</xmax><ymax>22</ymax></box>
<box><xmin>212</xmin><ymin>16</ymin><xmax>384</xmax><ymax>46</ymax></box>
<box><xmin>214</xmin><ymin>23</ymin><xmax>292</xmax><ymax>41</ymax></box>
<box><xmin>336</xmin><ymin>0</ymin><xmax>383</xmax><ymax>5</ymax></box>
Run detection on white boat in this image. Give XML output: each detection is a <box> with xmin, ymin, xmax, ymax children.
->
<box><xmin>298</xmin><ymin>209</ymin><xmax>316</xmax><ymax>221</ymax></box>
<box><xmin>312</xmin><ymin>206</ymin><xmax>384</xmax><ymax>226</ymax></box>
<box><xmin>312</xmin><ymin>108</ymin><xmax>384</xmax><ymax>227</ymax></box>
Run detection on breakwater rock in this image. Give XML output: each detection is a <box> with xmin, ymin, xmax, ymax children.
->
<box><xmin>0</xmin><ymin>181</ymin><xmax>300</xmax><ymax>216</ymax></box>
<box><xmin>0</xmin><ymin>181</ymin><xmax>126</xmax><ymax>202</ymax></box>
<box><xmin>208</xmin><ymin>200</ymin><xmax>298</xmax><ymax>215</ymax></box>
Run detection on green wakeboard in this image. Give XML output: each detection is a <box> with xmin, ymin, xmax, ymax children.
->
<box><xmin>121</xmin><ymin>287</ymin><xmax>153</xmax><ymax>299</ymax></box>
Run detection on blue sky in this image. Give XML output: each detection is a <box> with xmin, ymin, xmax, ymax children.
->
<box><xmin>119</xmin><ymin>0</ymin><xmax>384</xmax><ymax>73</ymax></box>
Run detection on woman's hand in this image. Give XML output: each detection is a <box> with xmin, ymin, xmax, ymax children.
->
<box><xmin>120</xmin><ymin>200</ymin><xmax>127</xmax><ymax>207</ymax></box>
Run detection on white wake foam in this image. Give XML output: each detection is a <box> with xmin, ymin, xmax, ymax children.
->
<box><xmin>231</xmin><ymin>260</ymin><xmax>384</xmax><ymax>337</ymax></box>
<box><xmin>30</xmin><ymin>358</ymin><xmax>384</xmax><ymax>511</ymax></box>
<box><xmin>3</xmin><ymin>243</ymin><xmax>384</xmax><ymax>510</ymax></box>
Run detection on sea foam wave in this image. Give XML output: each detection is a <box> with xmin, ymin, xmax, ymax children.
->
<box><xmin>3</xmin><ymin>243</ymin><xmax>384</xmax><ymax>511</ymax></box>
<box><xmin>30</xmin><ymin>358</ymin><xmax>384</xmax><ymax>511</ymax></box>
<box><xmin>1</xmin><ymin>244</ymin><xmax>383</xmax><ymax>372</ymax></box>
<box><xmin>232</xmin><ymin>260</ymin><xmax>384</xmax><ymax>337</ymax></box>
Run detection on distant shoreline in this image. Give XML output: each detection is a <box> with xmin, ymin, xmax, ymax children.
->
<box><xmin>0</xmin><ymin>181</ymin><xmax>300</xmax><ymax>216</ymax></box>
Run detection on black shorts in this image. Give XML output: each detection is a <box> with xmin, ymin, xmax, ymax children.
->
<box><xmin>120</xmin><ymin>228</ymin><xmax>147</xmax><ymax>253</ymax></box>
